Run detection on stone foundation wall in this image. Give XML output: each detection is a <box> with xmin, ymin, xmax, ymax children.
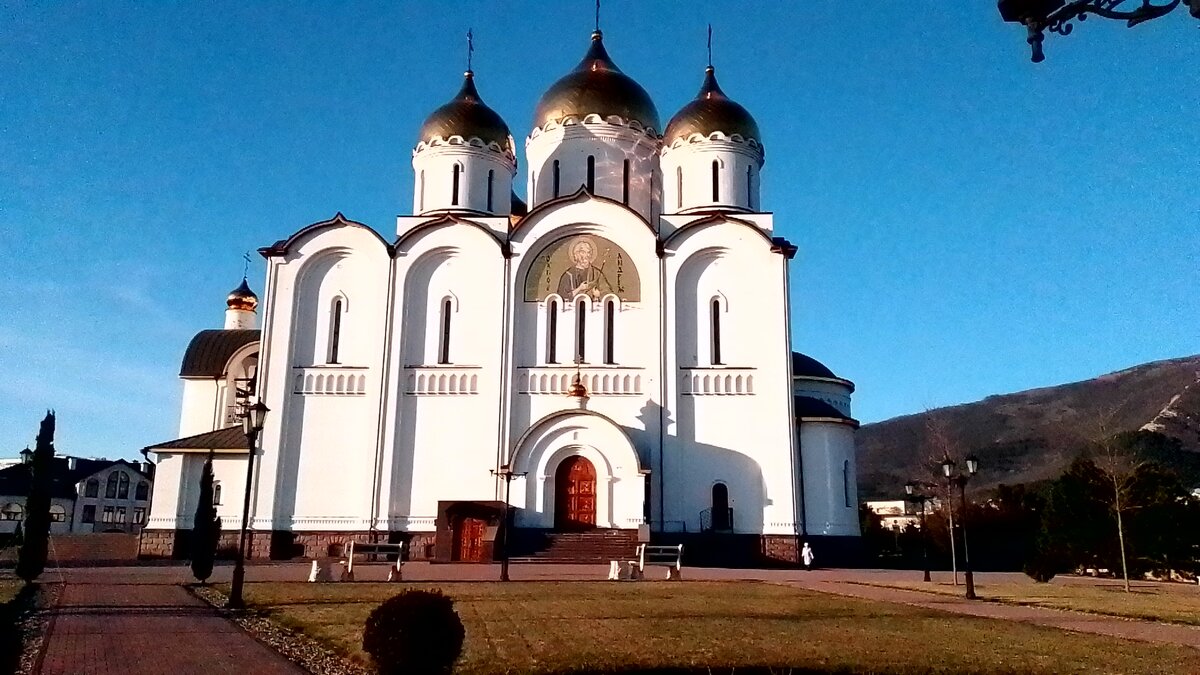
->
<box><xmin>140</xmin><ymin>528</ymin><xmax>436</xmax><ymax>561</ymax></box>
<box><xmin>761</xmin><ymin>535</ymin><xmax>800</xmax><ymax>564</ymax></box>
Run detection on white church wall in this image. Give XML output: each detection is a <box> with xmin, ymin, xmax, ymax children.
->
<box><xmin>412</xmin><ymin>144</ymin><xmax>515</xmax><ymax>216</ymax></box>
<box><xmin>661</xmin><ymin>139</ymin><xmax>762</xmax><ymax>214</ymax></box>
<box><xmin>178</xmin><ymin>380</ymin><xmax>221</xmax><ymax>437</ymax></box>
<box><xmin>662</xmin><ymin>217</ymin><xmax>796</xmax><ymax>535</ymax></box>
<box><xmin>253</xmin><ymin>224</ymin><xmax>390</xmax><ymax>532</ymax></box>
<box><xmin>526</xmin><ymin>122</ymin><xmax>661</xmax><ymax>222</ymax></box>
<box><xmin>383</xmin><ymin>221</ymin><xmax>507</xmax><ymax>530</ymax></box>
<box><xmin>800</xmin><ymin>421</ymin><xmax>861</xmax><ymax>537</ymax></box>
<box><xmin>146</xmin><ymin>452</ymin><xmax>184</xmax><ymax>528</ymax></box>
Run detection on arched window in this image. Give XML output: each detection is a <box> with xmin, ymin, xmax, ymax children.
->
<box><xmin>575</xmin><ymin>299</ymin><xmax>587</xmax><ymax>363</ymax></box>
<box><xmin>675</xmin><ymin>166</ymin><xmax>683</xmax><ymax>209</ymax></box>
<box><xmin>213</xmin><ymin>482</ymin><xmax>223</xmax><ymax>506</ymax></box>
<box><xmin>135</xmin><ymin>480</ymin><xmax>149</xmax><ymax>501</ymax></box>
<box><xmin>418</xmin><ymin>169</ymin><xmax>425</xmax><ymax>212</ymax></box>
<box><xmin>621</xmin><ymin>159</ymin><xmax>630</xmax><ymax>204</ymax></box>
<box><xmin>552</xmin><ymin>159</ymin><xmax>561</xmax><ymax>197</ymax></box>
<box><xmin>586</xmin><ymin>155</ymin><xmax>595</xmax><ymax>192</ymax></box>
<box><xmin>746</xmin><ymin>165</ymin><xmax>753</xmax><ymax>209</ymax></box>
<box><xmin>843</xmin><ymin>460</ymin><xmax>852</xmax><ymax>508</ymax></box>
<box><xmin>328</xmin><ymin>298</ymin><xmax>344</xmax><ymax>364</ymax></box>
<box><xmin>438</xmin><ymin>298</ymin><xmax>452</xmax><ymax>364</ymax></box>
<box><xmin>451</xmin><ymin>164</ymin><xmax>461</xmax><ymax>206</ymax></box>
<box><xmin>546</xmin><ymin>300</ymin><xmax>558</xmax><ymax>364</ymax></box>
<box><xmin>710</xmin><ymin>298</ymin><xmax>723</xmax><ymax>365</ymax></box>
<box><xmin>105</xmin><ymin>472</ymin><xmax>119</xmax><ymax>498</ymax></box>
<box><xmin>116</xmin><ymin>472</ymin><xmax>130</xmax><ymax>500</ymax></box>
<box><xmin>603</xmin><ymin>299</ymin><xmax>616</xmax><ymax>364</ymax></box>
<box><xmin>712</xmin><ymin>159</ymin><xmax>720</xmax><ymax>202</ymax></box>
<box><xmin>1</xmin><ymin>503</ymin><xmax>23</xmax><ymax>521</ymax></box>
<box><xmin>49</xmin><ymin>504</ymin><xmax>67</xmax><ymax>522</ymax></box>
<box><xmin>486</xmin><ymin>169</ymin><xmax>495</xmax><ymax>212</ymax></box>
<box><xmin>84</xmin><ymin>478</ymin><xmax>99</xmax><ymax>498</ymax></box>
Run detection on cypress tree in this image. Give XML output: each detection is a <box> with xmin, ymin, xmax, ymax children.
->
<box><xmin>16</xmin><ymin>411</ymin><xmax>55</xmax><ymax>585</ymax></box>
<box><xmin>190</xmin><ymin>452</ymin><xmax>221</xmax><ymax>583</ymax></box>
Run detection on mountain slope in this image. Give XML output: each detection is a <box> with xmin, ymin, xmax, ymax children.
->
<box><xmin>857</xmin><ymin>355</ymin><xmax>1200</xmax><ymax>499</ymax></box>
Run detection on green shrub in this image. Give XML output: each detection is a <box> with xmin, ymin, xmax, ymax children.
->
<box><xmin>362</xmin><ymin>589</ymin><xmax>464</xmax><ymax>675</ymax></box>
<box><xmin>1024</xmin><ymin>552</ymin><xmax>1059</xmax><ymax>583</ymax></box>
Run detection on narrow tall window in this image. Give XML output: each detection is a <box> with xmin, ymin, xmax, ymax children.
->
<box><xmin>418</xmin><ymin>170</ymin><xmax>425</xmax><ymax>212</ymax></box>
<box><xmin>85</xmin><ymin>478</ymin><xmax>99</xmax><ymax>498</ymax></box>
<box><xmin>553</xmin><ymin>159</ymin><xmax>561</xmax><ymax>197</ymax></box>
<box><xmin>547</xmin><ymin>300</ymin><xmax>558</xmax><ymax>363</ymax></box>
<box><xmin>329</xmin><ymin>299</ymin><xmax>343</xmax><ymax>364</ymax></box>
<box><xmin>135</xmin><ymin>480</ymin><xmax>149</xmax><ymax>501</ymax></box>
<box><xmin>438</xmin><ymin>298</ymin><xmax>452</xmax><ymax>364</ymax></box>
<box><xmin>621</xmin><ymin>159</ymin><xmax>630</xmax><ymax>204</ymax></box>
<box><xmin>603</xmin><ymin>299</ymin><xmax>616</xmax><ymax>364</ymax></box>
<box><xmin>843</xmin><ymin>460</ymin><xmax>852</xmax><ymax>508</ymax></box>
<box><xmin>676</xmin><ymin>166</ymin><xmax>683</xmax><ymax>209</ymax></box>
<box><xmin>213</xmin><ymin>482</ymin><xmax>223</xmax><ymax>506</ymax></box>
<box><xmin>116</xmin><ymin>472</ymin><xmax>129</xmax><ymax>500</ymax></box>
<box><xmin>712</xmin><ymin>159</ymin><xmax>720</xmax><ymax>202</ymax></box>
<box><xmin>451</xmin><ymin>164</ymin><xmax>461</xmax><ymax>206</ymax></box>
<box><xmin>105</xmin><ymin>473</ymin><xmax>119</xmax><ymax>499</ymax></box>
<box><xmin>486</xmin><ymin>169</ymin><xmax>495</xmax><ymax>212</ymax></box>
<box><xmin>575</xmin><ymin>299</ymin><xmax>587</xmax><ymax>363</ymax></box>
<box><xmin>586</xmin><ymin>155</ymin><xmax>595</xmax><ymax>192</ymax></box>
<box><xmin>710</xmin><ymin>298</ymin><xmax>722</xmax><ymax>365</ymax></box>
<box><xmin>746</xmin><ymin>166</ymin><xmax>753</xmax><ymax>208</ymax></box>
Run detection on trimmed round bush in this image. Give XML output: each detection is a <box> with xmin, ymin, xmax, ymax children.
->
<box><xmin>1024</xmin><ymin>554</ymin><xmax>1058</xmax><ymax>583</ymax></box>
<box><xmin>362</xmin><ymin>589</ymin><xmax>465</xmax><ymax>675</ymax></box>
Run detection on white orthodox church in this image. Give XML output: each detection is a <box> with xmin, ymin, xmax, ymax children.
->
<box><xmin>142</xmin><ymin>29</ymin><xmax>861</xmax><ymax>565</ymax></box>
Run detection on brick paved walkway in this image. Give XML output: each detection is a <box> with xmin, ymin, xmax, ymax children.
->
<box><xmin>38</xmin><ymin>569</ymin><xmax>303</xmax><ymax>675</ymax></box>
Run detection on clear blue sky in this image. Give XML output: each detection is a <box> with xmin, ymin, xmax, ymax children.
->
<box><xmin>1</xmin><ymin>2</ymin><xmax>1197</xmax><ymax>460</ymax></box>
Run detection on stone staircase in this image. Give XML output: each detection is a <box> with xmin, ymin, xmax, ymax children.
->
<box><xmin>507</xmin><ymin>528</ymin><xmax>639</xmax><ymax>563</ymax></box>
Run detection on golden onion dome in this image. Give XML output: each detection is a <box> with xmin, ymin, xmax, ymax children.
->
<box><xmin>417</xmin><ymin>71</ymin><xmax>514</xmax><ymax>152</ymax></box>
<box><xmin>664</xmin><ymin>66</ymin><xmax>760</xmax><ymax>146</ymax></box>
<box><xmin>532</xmin><ymin>31</ymin><xmax>660</xmax><ymax>133</ymax></box>
<box><xmin>226</xmin><ymin>277</ymin><xmax>258</xmax><ymax>312</ymax></box>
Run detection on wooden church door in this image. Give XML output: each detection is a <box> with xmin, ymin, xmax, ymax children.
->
<box><xmin>555</xmin><ymin>456</ymin><xmax>597</xmax><ymax>530</ymax></box>
<box><xmin>453</xmin><ymin>516</ymin><xmax>486</xmax><ymax>562</ymax></box>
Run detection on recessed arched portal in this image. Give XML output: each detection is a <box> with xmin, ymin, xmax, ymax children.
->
<box><xmin>554</xmin><ymin>456</ymin><xmax>597</xmax><ymax>530</ymax></box>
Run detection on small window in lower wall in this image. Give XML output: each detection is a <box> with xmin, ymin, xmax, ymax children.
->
<box><xmin>101</xmin><ymin>506</ymin><xmax>114</xmax><ymax>523</ymax></box>
<box><xmin>81</xmin><ymin>505</ymin><xmax>96</xmax><ymax>524</ymax></box>
<box><xmin>49</xmin><ymin>505</ymin><xmax>67</xmax><ymax>522</ymax></box>
<box><xmin>116</xmin><ymin>507</ymin><xmax>127</xmax><ymax>524</ymax></box>
<box><xmin>133</xmin><ymin>507</ymin><xmax>146</xmax><ymax>524</ymax></box>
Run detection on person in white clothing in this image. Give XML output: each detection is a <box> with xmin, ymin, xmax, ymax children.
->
<box><xmin>801</xmin><ymin>542</ymin><xmax>815</xmax><ymax>571</ymax></box>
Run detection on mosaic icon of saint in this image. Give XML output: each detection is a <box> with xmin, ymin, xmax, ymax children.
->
<box><xmin>557</xmin><ymin>237</ymin><xmax>614</xmax><ymax>300</ymax></box>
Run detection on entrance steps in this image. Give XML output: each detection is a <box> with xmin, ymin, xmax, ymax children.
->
<box><xmin>507</xmin><ymin>528</ymin><xmax>638</xmax><ymax>564</ymax></box>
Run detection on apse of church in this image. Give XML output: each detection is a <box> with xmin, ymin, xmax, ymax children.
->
<box><xmin>143</xmin><ymin>27</ymin><xmax>861</xmax><ymax>566</ymax></box>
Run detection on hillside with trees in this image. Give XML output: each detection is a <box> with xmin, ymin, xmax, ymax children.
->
<box><xmin>858</xmin><ymin>355</ymin><xmax>1200</xmax><ymax>499</ymax></box>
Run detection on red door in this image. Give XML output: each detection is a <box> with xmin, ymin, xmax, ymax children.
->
<box><xmin>555</xmin><ymin>456</ymin><xmax>597</xmax><ymax>530</ymax></box>
<box><xmin>452</xmin><ymin>516</ymin><xmax>486</xmax><ymax>562</ymax></box>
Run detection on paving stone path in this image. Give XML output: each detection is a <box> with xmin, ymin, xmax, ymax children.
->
<box><xmin>37</xmin><ymin>568</ymin><xmax>304</xmax><ymax>675</ymax></box>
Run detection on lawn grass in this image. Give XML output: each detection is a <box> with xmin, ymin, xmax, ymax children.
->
<box><xmin>230</xmin><ymin>580</ymin><xmax>1196</xmax><ymax>674</ymax></box>
<box><xmin>0</xmin><ymin>579</ymin><xmax>19</xmax><ymax>606</ymax></box>
<box><xmin>854</xmin><ymin>577</ymin><xmax>1200</xmax><ymax>626</ymax></box>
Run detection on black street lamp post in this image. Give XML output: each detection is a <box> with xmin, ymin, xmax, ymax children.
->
<box><xmin>227</xmin><ymin>400</ymin><xmax>269</xmax><ymax>610</ymax></box>
<box><xmin>904</xmin><ymin>481</ymin><xmax>933</xmax><ymax>583</ymax></box>
<box><xmin>941</xmin><ymin>455</ymin><xmax>980</xmax><ymax>600</ymax></box>
<box><xmin>490</xmin><ymin>464</ymin><xmax>527</xmax><ymax>583</ymax></box>
<box><xmin>998</xmin><ymin>0</ymin><xmax>1200</xmax><ymax>63</ymax></box>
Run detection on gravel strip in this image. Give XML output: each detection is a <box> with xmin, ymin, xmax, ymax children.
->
<box><xmin>189</xmin><ymin>584</ymin><xmax>370</xmax><ymax>675</ymax></box>
<box><xmin>15</xmin><ymin>582</ymin><xmax>62</xmax><ymax>675</ymax></box>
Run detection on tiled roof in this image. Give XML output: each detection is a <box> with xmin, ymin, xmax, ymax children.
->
<box><xmin>144</xmin><ymin>426</ymin><xmax>248</xmax><ymax>452</ymax></box>
<box><xmin>180</xmin><ymin>329</ymin><xmax>259</xmax><ymax>377</ymax></box>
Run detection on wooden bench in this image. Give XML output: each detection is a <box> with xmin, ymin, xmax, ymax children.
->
<box><xmin>635</xmin><ymin>543</ymin><xmax>683</xmax><ymax>580</ymax></box>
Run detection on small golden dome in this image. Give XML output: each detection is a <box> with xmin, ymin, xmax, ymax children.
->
<box><xmin>664</xmin><ymin>66</ymin><xmax>760</xmax><ymax>146</ymax></box>
<box><xmin>566</xmin><ymin>372</ymin><xmax>589</xmax><ymax>399</ymax></box>
<box><xmin>532</xmin><ymin>31</ymin><xmax>660</xmax><ymax>133</ymax></box>
<box><xmin>417</xmin><ymin>71</ymin><xmax>514</xmax><ymax>152</ymax></box>
<box><xmin>226</xmin><ymin>277</ymin><xmax>258</xmax><ymax>312</ymax></box>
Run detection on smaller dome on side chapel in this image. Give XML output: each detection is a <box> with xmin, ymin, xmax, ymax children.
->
<box><xmin>664</xmin><ymin>65</ymin><xmax>760</xmax><ymax>146</ymax></box>
<box><xmin>226</xmin><ymin>277</ymin><xmax>258</xmax><ymax>312</ymax></box>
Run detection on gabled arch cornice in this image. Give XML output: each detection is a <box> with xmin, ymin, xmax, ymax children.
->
<box><xmin>394</xmin><ymin>213</ymin><xmax>510</xmax><ymax>257</ymax></box>
<box><xmin>509</xmin><ymin>186</ymin><xmax>656</xmax><ymax>240</ymax></box>
<box><xmin>258</xmin><ymin>212</ymin><xmax>393</xmax><ymax>258</ymax></box>
<box><xmin>661</xmin><ymin>212</ymin><xmax>797</xmax><ymax>259</ymax></box>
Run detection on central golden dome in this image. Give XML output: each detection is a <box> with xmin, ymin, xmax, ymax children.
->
<box><xmin>418</xmin><ymin>71</ymin><xmax>513</xmax><ymax>152</ymax></box>
<box><xmin>532</xmin><ymin>31</ymin><xmax>660</xmax><ymax>133</ymax></box>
